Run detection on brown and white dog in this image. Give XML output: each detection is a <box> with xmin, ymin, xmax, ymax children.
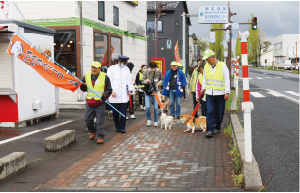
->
<box><xmin>180</xmin><ymin>114</ymin><xmax>206</xmax><ymax>133</ymax></box>
<box><xmin>161</xmin><ymin>100</ymin><xmax>170</xmax><ymax>114</ymax></box>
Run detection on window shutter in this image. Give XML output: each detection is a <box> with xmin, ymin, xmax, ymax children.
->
<box><xmin>0</xmin><ymin>42</ymin><xmax>13</xmax><ymax>90</ymax></box>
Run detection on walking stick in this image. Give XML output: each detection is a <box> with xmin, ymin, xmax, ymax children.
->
<box><xmin>16</xmin><ymin>32</ymin><xmax>126</xmax><ymax>117</ymax></box>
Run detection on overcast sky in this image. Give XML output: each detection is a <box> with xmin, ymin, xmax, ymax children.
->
<box><xmin>186</xmin><ymin>1</ymin><xmax>299</xmax><ymax>58</ymax></box>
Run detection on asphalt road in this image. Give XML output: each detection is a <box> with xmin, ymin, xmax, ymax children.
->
<box><xmin>237</xmin><ymin>67</ymin><xmax>299</xmax><ymax>192</ymax></box>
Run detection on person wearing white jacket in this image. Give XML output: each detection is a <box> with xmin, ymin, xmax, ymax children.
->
<box><xmin>107</xmin><ymin>55</ymin><xmax>134</xmax><ymax>133</ymax></box>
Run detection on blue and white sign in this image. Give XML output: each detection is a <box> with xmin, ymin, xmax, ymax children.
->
<box><xmin>198</xmin><ymin>6</ymin><xmax>228</xmax><ymax>23</ymax></box>
<box><xmin>231</xmin><ymin>23</ymin><xmax>239</xmax><ymax>29</ymax></box>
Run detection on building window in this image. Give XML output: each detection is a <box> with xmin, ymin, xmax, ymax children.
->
<box><xmin>113</xmin><ymin>6</ymin><xmax>119</xmax><ymax>26</ymax></box>
<box><xmin>94</xmin><ymin>33</ymin><xmax>108</xmax><ymax>65</ymax></box>
<box><xmin>98</xmin><ymin>1</ymin><xmax>105</xmax><ymax>21</ymax></box>
<box><xmin>54</xmin><ymin>30</ymin><xmax>76</xmax><ymax>75</ymax></box>
<box><xmin>111</xmin><ymin>36</ymin><xmax>122</xmax><ymax>61</ymax></box>
<box><xmin>146</xmin><ymin>21</ymin><xmax>162</xmax><ymax>33</ymax></box>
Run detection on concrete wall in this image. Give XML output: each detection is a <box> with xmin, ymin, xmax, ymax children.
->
<box><xmin>260</xmin><ymin>46</ymin><xmax>274</xmax><ymax>67</ymax></box>
<box><xmin>14</xmin><ymin>1</ymin><xmax>77</xmax><ymax>20</ymax></box>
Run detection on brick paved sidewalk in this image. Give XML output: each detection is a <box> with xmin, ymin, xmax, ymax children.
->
<box><xmin>38</xmin><ymin>95</ymin><xmax>243</xmax><ymax>192</ymax></box>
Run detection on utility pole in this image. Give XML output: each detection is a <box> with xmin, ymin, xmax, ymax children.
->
<box><xmin>210</xmin><ymin>1</ymin><xmax>236</xmax><ymax>88</ymax></box>
<box><xmin>154</xmin><ymin>2</ymin><xmax>169</xmax><ymax>58</ymax></box>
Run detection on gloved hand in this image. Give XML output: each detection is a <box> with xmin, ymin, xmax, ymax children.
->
<box><xmin>101</xmin><ymin>95</ymin><xmax>106</xmax><ymax>102</ymax></box>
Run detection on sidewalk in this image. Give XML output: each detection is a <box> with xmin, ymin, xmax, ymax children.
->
<box><xmin>37</xmin><ymin>94</ymin><xmax>243</xmax><ymax>192</ymax></box>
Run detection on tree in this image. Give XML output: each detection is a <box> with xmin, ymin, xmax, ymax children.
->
<box><xmin>235</xmin><ymin>37</ymin><xmax>241</xmax><ymax>65</ymax></box>
<box><xmin>196</xmin><ymin>38</ymin><xmax>208</xmax><ymax>58</ymax></box>
<box><xmin>209</xmin><ymin>24</ymin><xmax>225</xmax><ymax>61</ymax></box>
<box><xmin>247</xmin><ymin>13</ymin><xmax>260</xmax><ymax>66</ymax></box>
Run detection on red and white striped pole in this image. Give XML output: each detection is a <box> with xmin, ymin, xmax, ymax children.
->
<box><xmin>236</xmin><ymin>57</ymin><xmax>239</xmax><ymax>95</ymax></box>
<box><xmin>239</xmin><ymin>31</ymin><xmax>254</xmax><ymax>163</ymax></box>
<box><xmin>234</xmin><ymin>61</ymin><xmax>236</xmax><ymax>89</ymax></box>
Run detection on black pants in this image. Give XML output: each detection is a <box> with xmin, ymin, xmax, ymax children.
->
<box><xmin>138</xmin><ymin>91</ymin><xmax>145</xmax><ymax>107</ymax></box>
<box><xmin>84</xmin><ymin>103</ymin><xmax>105</xmax><ymax>138</ymax></box>
<box><xmin>127</xmin><ymin>95</ymin><xmax>134</xmax><ymax>115</ymax></box>
<box><xmin>192</xmin><ymin>92</ymin><xmax>198</xmax><ymax>118</ymax></box>
<box><xmin>183</xmin><ymin>86</ymin><xmax>186</xmax><ymax>99</ymax></box>
<box><xmin>111</xmin><ymin>103</ymin><xmax>128</xmax><ymax>131</ymax></box>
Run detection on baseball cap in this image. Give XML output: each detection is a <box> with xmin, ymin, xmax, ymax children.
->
<box><xmin>91</xmin><ymin>61</ymin><xmax>101</xmax><ymax>68</ymax></box>
<box><xmin>202</xmin><ymin>50</ymin><xmax>215</xmax><ymax>60</ymax></box>
<box><xmin>171</xmin><ymin>61</ymin><xmax>178</xmax><ymax>66</ymax></box>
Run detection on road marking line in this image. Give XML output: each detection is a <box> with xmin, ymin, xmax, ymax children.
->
<box><xmin>285</xmin><ymin>91</ymin><xmax>299</xmax><ymax>96</ymax></box>
<box><xmin>263</xmin><ymin>73</ymin><xmax>268</xmax><ymax>74</ymax></box>
<box><xmin>268</xmin><ymin>91</ymin><xmax>284</xmax><ymax>97</ymax></box>
<box><xmin>0</xmin><ymin>120</ymin><xmax>73</xmax><ymax>145</ymax></box>
<box><xmin>275</xmin><ymin>77</ymin><xmax>282</xmax><ymax>78</ymax></box>
<box><xmin>250</xmin><ymin>92</ymin><xmax>265</xmax><ymax>98</ymax></box>
<box><xmin>266</xmin><ymin>89</ymin><xmax>300</xmax><ymax>104</ymax></box>
<box><xmin>256</xmin><ymin>77</ymin><xmax>263</xmax><ymax>79</ymax></box>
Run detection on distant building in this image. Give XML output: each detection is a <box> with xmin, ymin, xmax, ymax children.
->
<box><xmin>189</xmin><ymin>33</ymin><xmax>197</xmax><ymax>67</ymax></box>
<box><xmin>147</xmin><ymin>1</ymin><xmax>191</xmax><ymax>72</ymax></box>
<box><xmin>260</xmin><ymin>45</ymin><xmax>274</xmax><ymax>67</ymax></box>
<box><xmin>273</xmin><ymin>34</ymin><xmax>299</xmax><ymax>67</ymax></box>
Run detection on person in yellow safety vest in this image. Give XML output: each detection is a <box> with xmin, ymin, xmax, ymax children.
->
<box><xmin>80</xmin><ymin>61</ymin><xmax>113</xmax><ymax>144</ymax></box>
<box><xmin>189</xmin><ymin>59</ymin><xmax>204</xmax><ymax>118</ymax></box>
<box><xmin>200</xmin><ymin>49</ymin><xmax>230</xmax><ymax>138</ymax></box>
<box><xmin>178</xmin><ymin>63</ymin><xmax>187</xmax><ymax>100</ymax></box>
<box><xmin>134</xmin><ymin>64</ymin><xmax>147</xmax><ymax>110</ymax></box>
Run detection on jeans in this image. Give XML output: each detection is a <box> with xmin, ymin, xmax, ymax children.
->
<box><xmin>145</xmin><ymin>94</ymin><xmax>159</xmax><ymax>122</ymax></box>
<box><xmin>206</xmin><ymin>95</ymin><xmax>225</xmax><ymax>133</ymax></box>
<box><xmin>192</xmin><ymin>92</ymin><xmax>198</xmax><ymax>118</ymax></box>
<box><xmin>169</xmin><ymin>90</ymin><xmax>181</xmax><ymax>116</ymax></box>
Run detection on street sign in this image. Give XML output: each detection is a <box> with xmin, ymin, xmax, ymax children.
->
<box><xmin>224</xmin><ymin>50</ymin><xmax>228</xmax><ymax>57</ymax></box>
<box><xmin>231</xmin><ymin>23</ymin><xmax>239</xmax><ymax>29</ymax></box>
<box><xmin>198</xmin><ymin>6</ymin><xmax>228</xmax><ymax>23</ymax></box>
<box><xmin>166</xmin><ymin>39</ymin><xmax>172</xmax><ymax>49</ymax></box>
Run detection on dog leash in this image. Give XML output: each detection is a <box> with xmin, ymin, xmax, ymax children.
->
<box><xmin>185</xmin><ymin>102</ymin><xmax>201</xmax><ymax>125</ymax></box>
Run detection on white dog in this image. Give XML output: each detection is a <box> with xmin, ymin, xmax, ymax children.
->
<box><xmin>160</xmin><ymin>112</ymin><xmax>173</xmax><ymax>130</ymax></box>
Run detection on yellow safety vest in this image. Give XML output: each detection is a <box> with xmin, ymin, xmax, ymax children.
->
<box><xmin>138</xmin><ymin>71</ymin><xmax>144</xmax><ymax>88</ymax></box>
<box><xmin>190</xmin><ymin>68</ymin><xmax>199</xmax><ymax>92</ymax></box>
<box><xmin>204</xmin><ymin>62</ymin><xmax>225</xmax><ymax>90</ymax></box>
<box><xmin>182</xmin><ymin>68</ymin><xmax>186</xmax><ymax>75</ymax></box>
<box><xmin>85</xmin><ymin>71</ymin><xmax>106</xmax><ymax>100</ymax></box>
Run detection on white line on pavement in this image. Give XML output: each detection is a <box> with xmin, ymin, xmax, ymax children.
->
<box><xmin>266</xmin><ymin>89</ymin><xmax>300</xmax><ymax>104</ymax></box>
<box><xmin>285</xmin><ymin>91</ymin><xmax>300</xmax><ymax>96</ymax></box>
<box><xmin>250</xmin><ymin>92</ymin><xmax>265</xmax><ymax>98</ymax></box>
<box><xmin>256</xmin><ymin>77</ymin><xmax>263</xmax><ymax>79</ymax></box>
<box><xmin>0</xmin><ymin>120</ymin><xmax>73</xmax><ymax>145</ymax></box>
<box><xmin>268</xmin><ymin>91</ymin><xmax>284</xmax><ymax>97</ymax></box>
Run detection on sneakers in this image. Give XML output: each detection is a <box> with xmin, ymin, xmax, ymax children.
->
<box><xmin>143</xmin><ymin>106</ymin><xmax>146</xmax><ymax>110</ymax></box>
<box><xmin>213</xmin><ymin>129</ymin><xmax>221</xmax><ymax>135</ymax></box>
<box><xmin>130</xmin><ymin>114</ymin><xmax>136</xmax><ymax>119</ymax></box>
<box><xmin>126</xmin><ymin>116</ymin><xmax>129</xmax><ymax>120</ymax></box>
<box><xmin>140</xmin><ymin>105</ymin><xmax>143</xmax><ymax>109</ymax></box>
<box><xmin>147</xmin><ymin>120</ymin><xmax>151</xmax><ymax>127</ymax></box>
<box><xmin>206</xmin><ymin>132</ymin><xmax>213</xmax><ymax>138</ymax></box>
<box><xmin>154</xmin><ymin>122</ymin><xmax>158</xmax><ymax>127</ymax></box>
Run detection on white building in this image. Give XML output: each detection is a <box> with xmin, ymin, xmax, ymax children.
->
<box><xmin>260</xmin><ymin>45</ymin><xmax>274</xmax><ymax>67</ymax></box>
<box><xmin>273</xmin><ymin>34</ymin><xmax>300</xmax><ymax>67</ymax></box>
<box><xmin>189</xmin><ymin>33</ymin><xmax>197</xmax><ymax>68</ymax></box>
<box><xmin>13</xmin><ymin>1</ymin><xmax>147</xmax><ymax>108</ymax></box>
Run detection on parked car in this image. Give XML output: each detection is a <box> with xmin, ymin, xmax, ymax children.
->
<box><xmin>284</xmin><ymin>64</ymin><xmax>292</xmax><ymax>70</ymax></box>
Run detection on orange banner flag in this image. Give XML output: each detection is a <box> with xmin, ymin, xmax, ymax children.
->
<box><xmin>7</xmin><ymin>34</ymin><xmax>82</xmax><ymax>92</ymax></box>
<box><xmin>101</xmin><ymin>46</ymin><xmax>114</xmax><ymax>66</ymax></box>
<box><xmin>174</xmin><ymin>41</ymin><xmax>181</xmax><ymax>64</ymax></box>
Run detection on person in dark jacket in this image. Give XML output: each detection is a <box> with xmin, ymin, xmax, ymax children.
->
<box><xmin>80</xmin><ymin>61</ymin><xmax>112</xmax><ymax>144</ymax></box>
<box><xmin>134</xmin><ymin>64</ymin><xmax>147</xmax><ymax>110</ymax></box>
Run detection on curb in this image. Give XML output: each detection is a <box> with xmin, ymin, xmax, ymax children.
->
<box><xmin>230</xmin><ymin>93</ymin><xmax>263</xmax><ymax>190</ymax></box>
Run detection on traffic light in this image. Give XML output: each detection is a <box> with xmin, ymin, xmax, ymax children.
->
<box><xmin>252</xmin><ymin>17</ymin><xmax>257</xmax><ymax>30</ymax></box>
<box><xmin>157</xmin><ymin>2</ymin><xmax>167</xmax><ymax>18</ymax></box>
